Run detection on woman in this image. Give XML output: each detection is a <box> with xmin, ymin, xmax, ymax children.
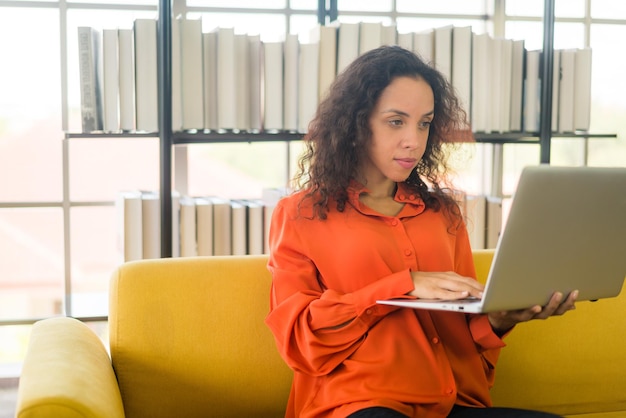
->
<box><xmin>265</xmin><ymin>45</ymin><xmax>576</xmax><ymax>418</ymax></box>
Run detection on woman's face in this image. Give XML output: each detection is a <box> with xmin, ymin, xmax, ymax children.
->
<box><xmin>360</xmin><ymin>76</ymin><xmax>434</xmax><ymax>185</ymax></box>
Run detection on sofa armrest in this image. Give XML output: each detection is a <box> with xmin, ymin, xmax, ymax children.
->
<box><xmin>16</xmin><ymin>317</ymin><xmax>125</xmax><ymax>418</ymax></box>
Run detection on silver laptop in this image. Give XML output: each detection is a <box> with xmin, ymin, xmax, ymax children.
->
<box><xmin>377</xmin><ymin>165</ymin><xmax>626</xmax><ymax>313</ymax></box>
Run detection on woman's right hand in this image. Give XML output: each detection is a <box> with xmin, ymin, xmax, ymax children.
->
<box><xmin>408</xmin><ymin>271</ymin><xmax>485</xmax><ymax>300</ymax></box>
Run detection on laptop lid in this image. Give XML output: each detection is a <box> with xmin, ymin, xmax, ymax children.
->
<box><xmin>377</xmin><ymin>165</ymin><xmax>626</xmax><ymax>313</ymax></box>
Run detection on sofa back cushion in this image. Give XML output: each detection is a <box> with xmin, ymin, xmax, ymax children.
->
<box><xmin>109</xmin><ymin>255</ymin><xmax>292</xmax><ymax>418</ymax></box>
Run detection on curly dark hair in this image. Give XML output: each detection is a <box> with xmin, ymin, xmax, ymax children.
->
<box><xmin>294</xmin><ymin>45</ymin><xmax>469</xmax><ymax>221</ymax></box>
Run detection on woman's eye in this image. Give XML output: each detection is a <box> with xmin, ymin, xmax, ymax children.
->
<box><xmin>389</xmin><ymin>119</ymin><xmax>403</xmax><ymax>126</ymax></box>
<box><xmin>419</xmin><ymin>121</ymin><xmax>432</xmax><ymax>129</ymax></box>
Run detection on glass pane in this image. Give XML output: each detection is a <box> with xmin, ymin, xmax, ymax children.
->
<box><xmin>289</xmin><ymin>0</ymin><xmax>317</xmax><ymax>10</ymax></box>
<box><xmin>68</xmin><ymin>137</ymin><xmax>159</xmax><ymax>201</ymax></box>
<box><xmin>70</xmin><ymin>207</ymin><xmax>118</xmax><ymax>317</ymax></box>
<box><xmin>290</xmin><ymin>14</ymin><xmax>320</xmax><ymax>37</ymax></box>
<box><xmin>0</xmin><ymin>208</ymin><xmax>64</xmax><ymax>321</ymax></box>
<box><xmin>0</xmin><ymin>7</ymin><xmax>63</xmax><ymax>202</ymax></box>
<box><xmin>330</xmin><ymin>14</ymin><xmax>393</xmax><ymax>25</ymax></box>
<box><xmin>187</xmin><ymin>142</ymin><xmax>291</xmax><ymax>199</ymax></box>
<box><xmin>397</xmin><ymin>0</ymin><xmax>486</xmax><ymax>15</ymax></box>
<box><xmin>588</xmin><ymin>24</ymin><xmax>626</xmax><ymax>166</ymax></box>
<box><xmin>195</xmin><ymin>12</ymin><xmax>287</xmax><ymax>41</ymax></box>
<box><xmin>187</xmin><ymin>0</ymin><xmax>286</xmax><ymax>7</ymax></box>
<box><xmin>66</xmin><ymin>8</ymin><xmax>160</xmax><ymax>133</ymax></box>
<box><xmin>505</xmin><ymin>0</ymin><xmax>543</xmax><ymax>17</ymax></box>
<box><xmin>555</xmin><ymin>0</ymin><xmax>585</xmax><ymax>18</ymax></box>
<box><xmin>551</xmin><ymin>139</ymin><xmax>587</xmax><ymax>166</ymax></box>
<box><xmin>554</xmin><ymin>22</ymin><xmax>585</xmax><ymax>49</ymax></box>
<box><xmin>505</xmin><ymin>21</ymin><xmax>543</xmax><ymax>49</ymax></box>
<box><xmin>592</xmin><ymin>0</ymin><xmax>626</xmax><ymax>19</ymax></box>
<box><xmin>338</xmin><ymin>0</ymin><xmax>392</xmax><ymax>13</ymax></box>
<box><xmin>502</xmin><ymin>144</ymin><xmax>540</xmax><ymax>195</ymax></box>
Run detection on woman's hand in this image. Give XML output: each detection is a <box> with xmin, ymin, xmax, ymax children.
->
<box><xmin>487</xmin><ymin>290</ymin><xmax>579</xmax><ymax>336</ymax></box>
<box><xmin>409</xmin><ymin>271</ymin><xmax>485</xmax><ymax>300</ymax></box>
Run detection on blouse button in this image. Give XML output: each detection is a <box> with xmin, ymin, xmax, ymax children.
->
<box><xmin>409</xmin><ymin>194</ymin><xmax>416</xmax><ymax>200</ymax></box>
<box><xmin>432</xmin><ymin>337</ymin><xmax>440</xmax><ymax>344</ymax></box>
<box><xmin>404</xmin><ymin>249</ymin><xmax>412</xmax><ymax>256</ymax></box>
<box><xmin>390</xmin><ymin>219</ymin><xmax>398</xmax><ymax>226</ymax></box>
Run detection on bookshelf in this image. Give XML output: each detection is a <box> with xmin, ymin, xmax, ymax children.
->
<box><xmin>150</xmin><ymin>0</ymin><xmax>614</xmax><ymax>257</ymax></box>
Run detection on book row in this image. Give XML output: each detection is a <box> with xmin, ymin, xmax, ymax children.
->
<box><xmin>78</xmin><ymin>19</ymin><xmax>592</xmax><ymax>136</ymax></box>
<box><xmin>117</xmin><ymin>188</ymin><xmax>288</xmax><ymax>262</ymax></box>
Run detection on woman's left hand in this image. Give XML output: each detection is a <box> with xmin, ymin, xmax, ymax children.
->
<box><xmin>487</xmin><ymin>290</ymin><xmax>578</xmax><ymax>336</ymax></box>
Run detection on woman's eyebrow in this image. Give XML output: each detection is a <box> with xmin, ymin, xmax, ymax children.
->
<box><xmin>381</xmin><ymin>109</ymin><xmax>435</xmax><ymax>118</ymax></box>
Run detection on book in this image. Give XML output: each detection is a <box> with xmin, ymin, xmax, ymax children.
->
<box><xmin>413</xmin><ymin>29</ymin><xmax>433</xmax><ymax>64</ymax></box>
<box><xmin>524</xmin><ymin>49</ymin><xmax>541</xmax><ymax>133</ymax></box>
<box><xmin>202</xmin><ymin>31</ymin><xmax>218</xmax><ymax>131</ymax></box>
<box><xmin>248</xmin><ymin>34</ymin><xmax>263</xmax><ymax>133</ymax></box>
<box><xmin>464</xmin><ymin>194</ymin><xmax>487</xmax><ymax>250</ymax></box>
<box><xmin>141</xmin><ymin>191</ymin><xmax>161</xmax><ymax>260</ymax></box>
<box><xmin>309</xmin><ymin>23</ymin><xmax>337</xmax><ymax>100</ymax></box>
<box><xmin>230</xmin><ymin>200</ymin><xmax>247</xmax><ymax>255</ymax></box>
<box><xmin>397</xmin><ymin>32</ymin><xmax>413</xmax><ymax>51</ymax></box>
<box><xmin>241</xmin><ymin>199</ymin><xmax>264</xmax><ymax>255</ymax></box>
<box><xmin>558</xmin><ymin>48</ymin><xmax>577</xmax><ymax>133</ymax></box>
<box><xmin>283</xmin><ymin>34</ymin><xmax>299</xmax><ymax>132</ymax></box>
<box><xmin>77</xmin><ymin>26</ymin><xmax>103</xmax><ymax>133</ymax></box>
<box><xmin>118</xmin><ymin>28</ymin><xmax>135</xmax><ymax>132</ymax></box>
<box><xmin>509</xmin><ymin>39</ymin><xmax>525</xmax><ymax>132</ymax></box>
<box><xmin>263</xmin><ymin>41</ymin><xmax>284</xmax><ymax>131</ymax></box>
<box><xmin>335</xmin><ymin>21</ymin><xmax>359</xmax><ymax>75</ymax></box>
<box><xmin>574</xmin><ymin>47</ymin><xmax>592</xmax><ymax>132</ymax></box>
<box><xmin>434</xmin><ymin>25</ymin><xmax>453</xmax><ymax>82</ymax></box>
<box><xmin>117</xmin><ymin>190</ymin><xmax>143</xmax><ymax>262</ymax></box>
<box><xmin>210</xmin><ymin>196</ymin><xmax>232</xmax><ymax>256</ymax></box>
<box><xmin>171</xmin><ymin>17</ymin><xmax>182</xmax><ymax>132</ymax></box>
<box><xmin>180</xmin><ymin>17</ymin><xmax>204</xmax><ymax>130</ymax></box>
<box><xmin>195</xmin><ymin>196</ymin><xmax>214</xmax><ymax>256</ymax></box>
<box><xmin>102</xmin><ymin>28</ymin><xmax>119</xmax><ymax>133</ymax></box>
<box><xmin>471</xmin><ymin>32</ymin><xmax>491</xmax><ymax>133</ymax></box>
<box><xmin>235</xmin><ymin>33</ymin><xmax>250</xmax><ymax>132</ymax></box>
<box><xmin>551</xmin><ymin>49</ymin><xmax>561</xmax><ymax>132</ymax></box>
<box><xmin>134</xmin><ymin>18</ymin><xmax>158</xmax><ymax>132</ymax></box>
<box><xmin>498</xmin><ymin>38</ymin><xmax>513</xmax><ymax>133</ymax></box>
<box><xmin>489</xmin><ymin>37</ymin><xmax>503</xmax><ymax>133</ymax></box>
<box><xmin>381</xmin><ymin>23</ymin><xmax>397</xmax><ymax>46</ymax></box>
<box><xmin>359</xmin><ymin>22</ymin><xmax>382</xmax><ymax>55</ymax></box>
<box><xmin>216</xmin><ymin>27</ymin><xmax>236</xmax><ymax>130</ymax></box>
<box><xmin>171</xmin><ymin>191</ymin><xmax>181</xmax><ymax>258</ymax></box>
<box><xmin>298</xmin><ymin>43</ymin><xmax>319</xmax><ymax>133</ymax></box>
<box><xmin>486</xmin><ymin>196</ymin><xmax>503</xmax><ymax>249</ymax></box>
<box><xmin>451</xmin><ymin>26</ymin><xmax>472</xmax><ymax>115</ymax></box>
<box><xmin>179</xmin><ymin>196</ymin><xmax>197</xmax><ymax>257</ymax></box>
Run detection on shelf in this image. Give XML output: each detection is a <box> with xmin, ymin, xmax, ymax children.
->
<box><xmin>65</xmin><ymin>131</ymin><xmax>616</xmax><ymax>144</ymax></box>
<box><xmin>173</xmin><ymin>130</ymin><xmax>303</xmax><ymax>144</ymax></box>
<box><xmin>65</xmin><ymin>132</ymin><xmax>157</xmax><ymax>139</ymax></box>
<box><xmin>474</xmin><ymin>132</ymin><xmax>618</xmax><ymax>144</ymax></box>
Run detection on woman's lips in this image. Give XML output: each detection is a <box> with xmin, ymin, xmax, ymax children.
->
<box><xmin>395</xmin><ymin>158</ymin><xmax>417</xmax><ymax>169</ymax></box>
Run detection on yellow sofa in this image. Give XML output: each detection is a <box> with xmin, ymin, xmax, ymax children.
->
<box><xmin>15</xmin><ymin>251</ymin><xmax>626</xmax><ymax>418</ymax></box>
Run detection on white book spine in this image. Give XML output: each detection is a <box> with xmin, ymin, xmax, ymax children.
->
<box><xmin>509</xmin><ymin>39</ymin><xmax>525</xmax><ymax>132</ymax></box>
<box><xmin>574</xmin><ymin>47</ymin><xmax>592</xmax><ymax>132</ymax></box>
<box><xmin>134</xmin><ymin>19</ymin><xmax>158</xmax><ymax>132</ymax></box>
<box><xmin>102</xmin><ymin>29</ymin><xmax>120</xmax><ymax>133</ymax></box>
<box><xmin>171</xmin><ymin>18</ymin><xmax>182</xmax><ymax>132</ymax></box>
<box><xmin>202</xmin><ymin>32</ymin><xmax>218</xmax><ymax>131</ymax></box>
<box><xmin>298</xmin><ymin>43</ymin><xmax>319</xmax><ymax>134</ymax></box>
<box><xmin>77</xmin><ymin>26</ymin><xmax>103</xmax><ymax>132</ymax></box>
<box><xmin>264</xmin><ymin>41</ymin><xmax>284</xmax><ymax>131</ymax></box>
<box><xmin>283</xmin><ymin>34</ymin><xmax>299</xmax><ymax>132</ymax></box>
<box><xmin>217</xmin><ymin>27</ymin><xmax>236</xmax><ymax>130</ymax></box>
<box><xmin>249</xmin><ymin>34</ymin><xmax>263</xmax><ymax>132</ymax></box>
<box><xmin>235</xmin><ymin>34</ymin><xmax>250</xmax><ymax>131</ymax></box>
<box><xmin>336</xmin><ymin>22</ymin><xmax>359</xmax><ymax>75</ymax></box>
<box><xmin>524</xmin><ymin>50</ymin><xmax>541</xmax><ymax>133</ymax></box>
<box><xmin>181</xmin><ymin>18</ymin><xmax>204</xmax><ymax>130</ymax></box>
<box><xmin>118</xmin><ymin>29</ymin><xmax>135</xmax><ymax>131</ymax></box>
<box><xmin>558</xmin><ymin>49</ymin><xmax>576</xmax><ymax>133</ymax></box>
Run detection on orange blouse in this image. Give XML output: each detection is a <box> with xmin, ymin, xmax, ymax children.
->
<box><xmin>265</xmin><ymin>181</ymin><xmax>506</xmax><ymax>418</ymax></box>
